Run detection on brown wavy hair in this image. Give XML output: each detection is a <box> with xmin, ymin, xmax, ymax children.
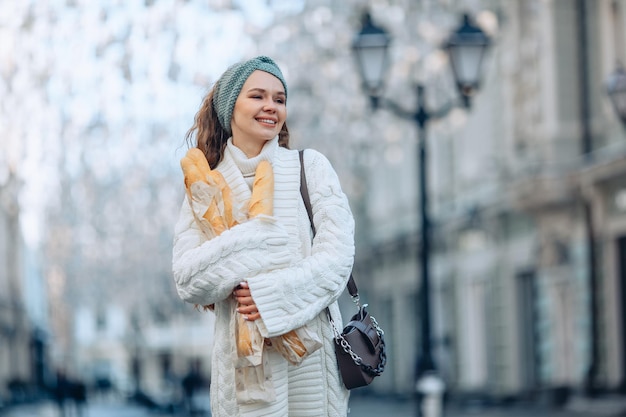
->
<box><xmin>185</xmin><ymin>87</ymin><xmax>290</xmax><ymax>169</ymax></box>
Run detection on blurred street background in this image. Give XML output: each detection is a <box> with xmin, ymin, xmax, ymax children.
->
<box><xmin>3</xmin><ymin>0</ymin><xmax>626</xmax><ymax>416</ymax></box>
<box><xmin>2</xmin><ymin>394</ymin><xmax>626</xmax><ymax>416</ymax></box>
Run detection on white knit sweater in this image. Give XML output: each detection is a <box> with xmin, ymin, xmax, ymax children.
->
<box><xmin>172</xmin><ymin>137</ymin><xmax>354</xmax><ymax>416</ymax></box>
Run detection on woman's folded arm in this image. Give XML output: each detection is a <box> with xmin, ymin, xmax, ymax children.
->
<box><xmin>172</xmin><ymin>198</ymin><xmax>292</xmax><ymax>306</ymax></box>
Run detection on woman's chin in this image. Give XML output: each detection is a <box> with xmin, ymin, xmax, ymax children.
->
<box><xmin>257</xmin><ymin>131</ymin><xmax>279</xmax><ymax>140</ymax></box>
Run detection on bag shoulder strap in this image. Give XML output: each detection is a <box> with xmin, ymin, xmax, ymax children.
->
<box><xmin>299</xmin><ymin>149</ymin><xmax>358</xmax><ymax>298</ymax></box>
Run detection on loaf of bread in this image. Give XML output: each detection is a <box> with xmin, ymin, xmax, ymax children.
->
<box><xmin>181</xmin><ymin>149</ymin><xmax>229</xmax><ymax>236</ymax></box>
<box><xmin>211</xmin><ymin>170</ymin><xmax>237</xmax><ymax>228</ymax></box>
<box><xmin>248</xmin><ymin>160</ymin><xmax>274</xmax><ymax>218</ymax></box>
<box><xmin>187</xmin><ymin>148</ymin><xmax>238</xmax><ymax>228</ymax></box>
<box><xmin>185</xmin><ymin>148</ymin><xmax>212</xmax><ymax>180</ymax></box>
<box><xmin>237</xmin><ymin>314</ymin><xmax>254</xmax><ymax>357</ymax></box>
<box><xmin>247</xmin><ymin>161</ymin><xmax>309</xmax><ymax>360</ymax></box>
<box><xmin>180</xmin><ymin>154</ymin><xmax>204</xmax><ymax>191</ymax></box>
<box><xmin>181</xmin><ymin>148</ymin><xmax>232</xmax><ymax>312</ymax></box>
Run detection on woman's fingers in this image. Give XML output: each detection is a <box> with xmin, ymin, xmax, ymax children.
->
<box><xmin>235</xmin><ymin>295</ymin><xmax>254</xmax><ymax>305</ymax></box>
<box><xmin>233</xmin><ymin>282</ymin><xmax>250</xmax><ymax>296</ymax></box>
<box><xmin>246</xmin><ymin>312</ymin><xmax>261</xmax><ymax>321</ymax></box>
<box><xmin>237</xmin><ymin>303</ymin><xmax>256</xmax><ymax>314</ymax></box>
<box><xmin>234</xmin><ymin>289</ymin><xmax>251</xmax><ymax>298</ymax></box>
<box><xmin>237</xmin><ymin>303</ymin><xmax>261</xmax><ymax>321</ymax></box>
<box><xmin>233</xmin><ymin>281</ymin><xmax>260</xmax><ymax>320</ymax></box>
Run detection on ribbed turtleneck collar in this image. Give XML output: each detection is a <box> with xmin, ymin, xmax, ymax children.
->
<box><xmin>226</xmin><ymin>136</ymin><xmax>278</xmax><ymax>178</ymax></box>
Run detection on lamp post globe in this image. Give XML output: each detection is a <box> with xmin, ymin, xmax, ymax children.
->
<box><xmin>607</xmin><ymin>64</ymin><xmax>626</xmax><ymax>126</ymax></box>
<box><xmin>445</xmin><ymin>13</ymin><xmax>491</xmax><ymax>108</ymax></box>
<box><xmin>352</xmin><ymin>12</ymin><xmax>391</xmax><ymax>107</ymax></box>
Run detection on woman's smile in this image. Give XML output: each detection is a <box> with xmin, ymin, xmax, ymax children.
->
<box><xmin>256</xmin><ymin>117</ymin><xmax>277</xmax><ymax>126</ymax></box>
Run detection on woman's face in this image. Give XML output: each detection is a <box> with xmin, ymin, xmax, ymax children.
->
<box><xmin>231</xmin><ymin>70</ymin><xmax>287</xmax><ymax>157</ymax></box>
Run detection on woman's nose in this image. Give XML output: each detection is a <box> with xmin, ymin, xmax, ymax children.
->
<box><xmin>262</xmin><ymin>99</ymin><xmax>276</xmax><ymax>112</ymax></box>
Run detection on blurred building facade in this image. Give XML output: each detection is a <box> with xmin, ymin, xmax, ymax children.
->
<box><xmin>0</xmin><ymin>169</ymin><xmax>49</xmax><ymax>403</ymax></box>
<box><xmin>72</xmin><ymin>304</ymin><xmax>214</xmax><ymax>405</ymax></box>
<box><xmin>0</xmin><ymin>169</ymin><xmax>26</xmax><ymax>402</ymax></box>
<box><xmin>347</xmin><ymin>0</ymin><xmax>626</xmax><ymax>405</ymax></box>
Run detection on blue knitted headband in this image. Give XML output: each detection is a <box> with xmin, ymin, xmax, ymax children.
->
<box><xmin>213</xmin><ymin>56</ymin><xmax>288</xmax><ymax>136</ymax></box>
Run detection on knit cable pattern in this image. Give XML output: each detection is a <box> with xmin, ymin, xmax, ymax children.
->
<box><xmin>173</xmin><ymin>207</ymin><xmax>292</xmax><ymax>306</ymax></box>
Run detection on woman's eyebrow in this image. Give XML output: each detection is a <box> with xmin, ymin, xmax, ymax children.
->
<box><xmin>246</xmin><ymin>87</ymin><xmax>286</xmax><ymax>96</ymax></box>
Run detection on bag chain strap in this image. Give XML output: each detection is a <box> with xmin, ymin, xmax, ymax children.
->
<box><xmin>329</xmin><ymin>313</ymin><xmax>387</xmax><ymax>376</ymax></box>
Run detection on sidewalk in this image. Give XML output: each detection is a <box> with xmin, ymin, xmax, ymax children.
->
<box><xmin>0</xmin><ymin>399</ymin><xmax>155</xmax><ymax>417</ymax></box>
<box><xmin>4</xmin><ymin>393</ymin><xmax>626</xmax><ymax>417</ymax></box>
<box><xmin>565</xmin><ymin>394</ymin><xmax>626</xmax><ymax>416</ymax></box>
<box><xmin>348</xmin><ymin>395</ymin><xmax>414</xmax><ymax>416</ymax></box>
<box><xmin>348</xmin><ymin>394</ymin><xmax>626</xmax><ymax>417</ymax></box>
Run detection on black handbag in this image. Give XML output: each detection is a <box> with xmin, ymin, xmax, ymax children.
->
<box><xmin>299</xmin><ymin>150</ymin><xmax>387</xmax><ymax>389</ymax></box>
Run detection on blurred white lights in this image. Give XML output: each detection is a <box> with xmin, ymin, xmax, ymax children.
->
<box><xmin>424</xmin><ymin>49</ymin><xmax>449</xmax><ymax>77</ymax></box>
<box><xmin>2</xmin><ymin>0</ymin><xmax>308</xmax><ymax>249</ymax></box>
<box><xmin>477</xmin><ymin>10</ymin><xmax>499</xmax><ymax>37</ymax></box>
<box><xmin>384</xmin><ymin>144</ymin><xmax>405</xmax><ymax>165</ymax></box>
<box><xmin>459</xmin><ymin>229</ymin><xmax>487</xmax><ymax>251</ymax></box>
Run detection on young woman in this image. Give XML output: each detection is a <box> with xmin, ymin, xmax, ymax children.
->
<box><xmin>172</xmin><ymin>56</ymin><xmax>355</xmax><ymax>416</ymax></box>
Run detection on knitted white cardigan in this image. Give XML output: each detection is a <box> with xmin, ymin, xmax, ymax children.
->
<box><xmin>172</xmin><ymin>138</ymin><xmax>354</xmax><ymax>416</ymax></box>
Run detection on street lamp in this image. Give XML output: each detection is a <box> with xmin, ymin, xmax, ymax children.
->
<box><xmin>606</xmin><ymin>63</ymin><xmax>626</xmax><ymax>126</ymax></box>
<box><xmin>445</xmin><ymin>14</ymin><xmax>492</xmax><ymax>108</ymax></box>
<box><xmin>352</xmin><ymin>13</ymin><xmax>391</xmax><ymax>108</ymax></box>
<box><xmin>353</xmin><ymin>11</ymin><xmax>491</xmax><ymax>417</ymax></box>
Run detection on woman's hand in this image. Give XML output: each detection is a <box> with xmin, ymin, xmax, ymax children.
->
<box><xmin>233</xmin><ymin>282</ymin><xmax>261</xmax><ymax>321</ymax></box>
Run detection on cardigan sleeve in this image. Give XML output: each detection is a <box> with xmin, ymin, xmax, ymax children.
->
<box><xmin>246</xmin><ymin>150</ymin><xmax>355</xmax><ymax>337</ymax></box>
<box><xmin>172</xmin><ymin>197</ymin><xmax>292</xmax><ymax>306</ymax></box>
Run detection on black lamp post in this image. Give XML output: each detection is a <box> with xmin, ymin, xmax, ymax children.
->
<box><xmin>353</xmin><ymin>11</ymin><xmax>491</xmax><ymax>417</ymax></box>
<box><xmin>607</xmin><ymin>64</ymin><xmax>626</xmax><ymax>126</ymax></box>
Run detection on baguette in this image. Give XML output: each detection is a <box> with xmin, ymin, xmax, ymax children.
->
<box><xmin>186</xmin><ymin>148</ymin><xmax>237</xmax><ymax>228</ymax></box>
<box><xmin>237</xmin><ymin>314</ymin><xmax>254</xmax><ymax>357</ymax></box>
<box><xmin>186</xmin><ymin>148</ymin><xmax>212</xmax><ymax>179</ymax></box>
<box><xmin>180</xmin><ymin>156</ymin><xmax>227</xmax><ymax>236</ymax></box>
<box><xmin>248</xmin><ymin>160</ymin><xmax>274</xmax><ymax>218</ymax></box>
<box><xmin>247</xmin><ymin>161</ymin><xmax>309</xmax><ymax>361</ymax></box>
<box><xmin>210</xmin><ymin>170</ymin><xmax>237</xmax><ymax>228</ymax></box>
<box><xmin>180</xmin><ymin>155</ymin><xmax>205</xmax><ymax>191</ymax></box>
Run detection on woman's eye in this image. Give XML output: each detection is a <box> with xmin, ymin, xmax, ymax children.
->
<box><xmin>275</xmin><ymin>98</ymin><xmax>285</xmax><ymax>104</ymax></box>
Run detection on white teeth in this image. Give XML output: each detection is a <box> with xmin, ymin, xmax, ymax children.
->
<box><xmin>257</xmin><ymin>118</ymin><xmax>276</xmax><ymax>124</ymax></box>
